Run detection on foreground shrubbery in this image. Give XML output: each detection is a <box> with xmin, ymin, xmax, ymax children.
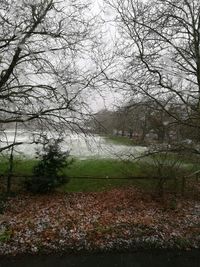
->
<box><xmin>25</xmin><ymin>138</ymin><xmax>72</xmax><ymax>194</ymax></box>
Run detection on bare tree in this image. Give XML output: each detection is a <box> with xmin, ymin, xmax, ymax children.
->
<box><xmin>0</xmin><ymin>0</ymin><xmax>95</xmax><ymax>152</ymax></box>
<box><xmin>104</xmin><ymin>0</ymin><xmax>200</xmax><ymax>150</ymax></box>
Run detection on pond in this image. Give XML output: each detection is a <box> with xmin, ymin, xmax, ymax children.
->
<box><xmin>0</xmin><ymin>251</ymin><xmax>200</xmax><ymax>267</ymax></box>
<box><xmin>0</xmin><ymin>130</ymin><xmax>146</xmax><ymax>159</ymax></box>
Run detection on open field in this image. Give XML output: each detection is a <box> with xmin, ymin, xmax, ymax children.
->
<box><xmin>0</xmin><ymin>158</ymin><xmax>149</xmax><ymax>192</ymax></box>
<box><xmin>0</xmin><ymin>131</ymin><xmax>200</xmax><ymax>195</ymax></box>
<box><xmin>0</xmin><ymin>157</ymin><xmax>199</xmax><ymax>195</ymax></box>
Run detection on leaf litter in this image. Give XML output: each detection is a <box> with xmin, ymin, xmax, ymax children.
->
<box><xmin>0</xmin><ymin>187</ymin><xmax>200</xmax><ymax>255</ymax></box>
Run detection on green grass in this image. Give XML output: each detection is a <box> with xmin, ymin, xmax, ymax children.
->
<box><xmin>0</xmin><ymin>157</ymin><xmax>154</xmax><ymax>192</ymax></box>
<box><xmin>61</xmin><ymin>158</ymin><xmax>148</xmax><ymax>192</ymax></box>
<box><xmin>0</xmin><ymin>156</ymin><xmax>36</xmax><ymax>176</ymax></box>
<box><xmin>64</xmin><ymin>159</ymin><xmax>140</xmax><ymax>178</ymax></box>
<box><xmin>62</xmin><ymin>157</ymin><xmax>200</xmax><ymax>193</ymax></box>
<box><xmin>0</xmin><ymin>156</ymin><xmax>199</xmax><ymax>193</ymax></box>
<box><xmin>61</xmin><ymin>177</ymin><xmax>157</xmax><ymax>192</ymax></box>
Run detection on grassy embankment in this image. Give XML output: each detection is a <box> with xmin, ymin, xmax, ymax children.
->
<box><xmin>0</xmin><ymin>154</ymin><xmax>198</xmax><ymax>193</ymax></box>
<box><xmin>0</xmin><ymin>157</ymin><xmax>155</xmax><ymax>192</ymax></box>
<box><xmin>0</xmin><ymin>135</ymin><xmax>199</xmax><ymax>193</ymax></box>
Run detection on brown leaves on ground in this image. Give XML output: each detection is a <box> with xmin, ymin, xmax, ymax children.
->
<box><xmin>0</xmin><ymin>187</ymin><xmax>200</xmax><ymax>255</ymax></box>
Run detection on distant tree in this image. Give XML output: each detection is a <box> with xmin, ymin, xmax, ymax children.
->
<box><xmin>86</xmin><ymin>109</ymin><xmax>116</xmax><ymax>134</ymax></box>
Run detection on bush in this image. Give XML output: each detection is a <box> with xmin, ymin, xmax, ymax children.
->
<box><xmin>140</xmin><ymin>149</ymin><xmax>183</xmax><ymax>196</ymax></box>
<box><xmin>25</xmin><ymin>138</ymin><xmax>72</xmax><ymax>194</ymax></box>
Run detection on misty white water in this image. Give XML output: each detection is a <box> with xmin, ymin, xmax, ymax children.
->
<box><xmin>0</xmin><ymin>130</ymin><xmax>146</xmax><ymax>159</ymax></box>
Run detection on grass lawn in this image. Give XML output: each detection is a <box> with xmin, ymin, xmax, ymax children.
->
<box><xmin>0</xmin><ymin>157</ymin><xmax>156</xmax><ymax>192</ymax></box>
<box><xmin>0</xmin><ymin>156</ymin><xmax>37</xmax><ymax>176</ymax></box>
<box><xmin>62</xmin><ymin>158</ymin><xmax>155</xmax><ymax>192</ymax></box>
<box><xmin>0</xmin><ymin>156</ymin><xmax>199</xmax><ymax>193</ymax></box>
